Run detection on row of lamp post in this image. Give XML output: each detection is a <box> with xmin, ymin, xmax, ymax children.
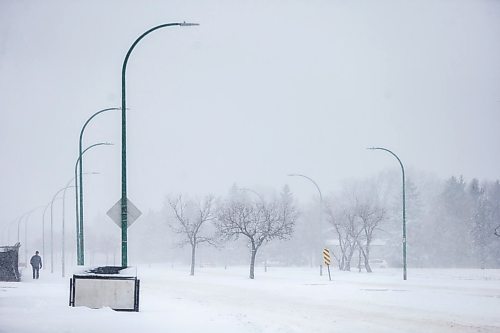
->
<box><xmin>5</xmin><ymin>142</ymin><xmax>109</xmax><ymax>277</ymax></box>
<box><xmin>5</xmin><ymin>22</ymin><xmax>408</xmax><ymax>281</ymax></box>
<box><xmin>286</xmin><ymin>147</ymin><xmax>407</xmax><ymax>281</ymax></box>
<box><xmin>74</xmin><ymin>22</ymin><xmax>199</xmax><ymax>268</ymax></box>
<box><xmin>77</xmin><ymin>108</ymin><xmax>119</xmax><ymax>265</ymax></box>
<box><xmin>5</xmin><ymin>22</ymin><xmax>200</xmax><ymax>276</ymax></box>
<box><xmin>52</xmin><ymin>22</ymin><xmax>202</xmax><ymax>271</ymax></box>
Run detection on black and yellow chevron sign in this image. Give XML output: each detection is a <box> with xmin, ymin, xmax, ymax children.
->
<box><xmin>323</xmin><ymin>248</ymin><xmax>331</xmax><ymax>265</ymax></box>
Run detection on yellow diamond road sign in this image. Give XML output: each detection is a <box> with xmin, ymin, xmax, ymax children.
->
<box><xmin>107</xmin><ymin>198</ymin><xmax>142</xmax><ymax>228</ymax></box>
<box><xmin>323</xmin><ymin>248</ymin><xmax>331</xmax><ymax>266</ymax></box>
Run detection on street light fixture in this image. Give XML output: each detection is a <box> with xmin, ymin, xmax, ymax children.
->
<box><xmin>367</xmin><ymin>147</ymin><xmax>407</xmax><ymax>280</ymax></box>
<box><xmin>287</xmin><ymin>174</ymin><xmax>323</xmax><ymax>202</ymax></box>
<box><xmin>120</xmin><ymin>21</ymin><xmax>199</xmax><ymax>267</ymax></box>
<box><xmin>74</xmin><ymin>142</ymin><xmax>113</xmax><ymax>265</ymax></box>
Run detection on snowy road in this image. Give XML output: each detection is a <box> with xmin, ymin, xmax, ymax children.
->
<box><xmin>1</xmin><ymin>266</ymin><xmax>499</xmax><ymax>332</ymax></box>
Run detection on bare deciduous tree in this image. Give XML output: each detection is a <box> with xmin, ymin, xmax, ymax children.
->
<box><xmin>216</xmin><ymin>187</ymin><xmax>298</xmax><ymax>279</ymax></box>
<box><xmin>326</xmin><ymin>204</ymin><xmax>363</xmax><ymax>271</ymax></box>
<box><xmin>326</xmin><ymin>183</ymin><xmax>386</xmax><ymax>272</ymax></box>
<box><xmin>168</xmin><ymin>195</ymin><xmax>216</xmax><ymax>276</ymax></box>
<box><xmin>355</xmin><ymin>198</ymin><xmax>386</xmax><ymax>273</ymax></box>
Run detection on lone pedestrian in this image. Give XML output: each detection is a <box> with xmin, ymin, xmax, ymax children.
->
<box><xmin>30</xmin><ymin>251</ymin><xmax>42</xmax><ymax>279</ymax></box>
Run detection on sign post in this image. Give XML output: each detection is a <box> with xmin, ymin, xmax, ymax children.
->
<box><xmin>106</xmin><ymin>198</ymin><xmax>142</xmax><ymax>267</ymax></box>
<box><xmin>323</xmin><ymin>248</ymin><xmax>332</xmax><ymax>281</ymax></box>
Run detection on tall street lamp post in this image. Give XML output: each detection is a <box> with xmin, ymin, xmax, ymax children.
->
<box><xmin>17</xmin><ymin>214</ymin><xmax>25</xmax><ymax>243</ymax></box>
<box><xmin>50</xmin><ymin>185</ymin><xmax>74</xmax><ymax>273</ymax></box>
<box><xmin>17</xmin><ymin>210</ymin><xmax>34</xmax><ymax>243</ymax></box>
<box><xmin>41</xmin><ymin>200</ymin><xmax>56</xmax><ymax>265</ymax></box>
<box><xmin>17</xmin><ymin>207</ymin><xmax>42</xmax><ymax>265</ymax></box>
<box><xmin>288</xmin><ymin>174</ymin><xmax>323</xmax><ymax>269</ymax></box>
<box><xmin>23</xmin><ymin>209</ymin><xmax>39</xmax><ymax>266</ymax></box>
<box><xmin>3</xmin><ymin>218</ymin><xmax>17</xmax><ymax>244</ymax></box>
<box><xmin>62</xmin><ymin>176</ymin><xmax>93</xmax><ymax>276</ymax></box>
<box><xmin>120</xmin><ymin>22</ymin><xmax>199</xmax><ymax>267</ymax></box>
<box><xmin>61</xmin><ymin>178</ymin><xmax>75</xmax><ymax>277</ymax></box>
<box><xmin>367</xmin><ymin>147</ymin><xmax>407</xmax><ymax>280</ymax></box>
<box><xmin>78</xmin><ymin>108</ymin><xmax>119</xmax><ymax>265</ymax></box>
<box><xmin>74</xmin><ymin>142</ymin><xmax>113</xmax><ymax>265</ymax></box>
<box><xmin>2</xmin><ymin>218</ymin><xmax>15</xmax><ymax>243</ymax></box>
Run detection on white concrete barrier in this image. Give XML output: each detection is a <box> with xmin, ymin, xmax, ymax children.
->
<box><xmin>69</xmin><ymin>266</ymin><xmax>140</xmax><ymax>311</ymax></box>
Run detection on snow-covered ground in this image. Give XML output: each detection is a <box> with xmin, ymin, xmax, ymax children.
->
<box><xmin>1</xmin><ymin>265</ymin><xmax>499</xmax><ymax>333</ymax></box>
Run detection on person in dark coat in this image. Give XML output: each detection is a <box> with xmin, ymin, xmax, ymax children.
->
<box><xmin>30</xmin><ymin>251</ymin><xmax>42</xmax><ymax>279</ymax></box>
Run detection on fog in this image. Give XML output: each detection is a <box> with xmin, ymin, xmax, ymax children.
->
<box><xmin>0</xmin><ymin>0</ymin><xmax>499</xmax><ymax>269</ymax></box>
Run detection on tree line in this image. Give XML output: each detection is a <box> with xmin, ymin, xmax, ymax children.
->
<box><xmin>125</xmin><ymin>172</ymin><xmax>500</xmax><ymax>278</ymax></box>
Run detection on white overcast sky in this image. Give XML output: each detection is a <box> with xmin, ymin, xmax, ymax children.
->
<box><xmin>1</xmin><ymin>0</ymin><xmax>499</xmax><ymax>229</ymax></box>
